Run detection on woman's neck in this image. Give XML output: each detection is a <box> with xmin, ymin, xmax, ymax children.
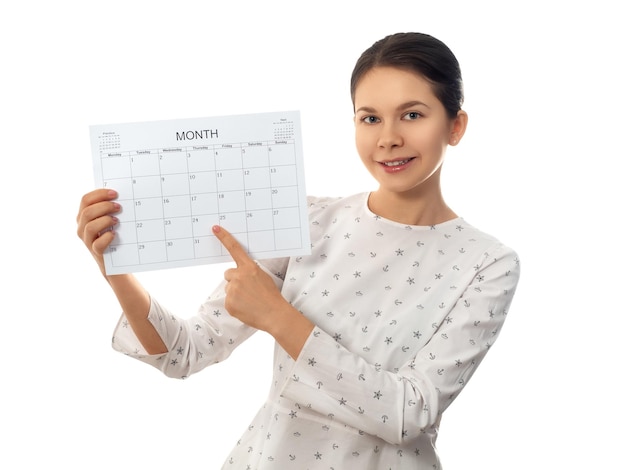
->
<box><xmin>367</xmin><ymin>190</ymin><xmax>457</xmax><ymax>226</ymax></box>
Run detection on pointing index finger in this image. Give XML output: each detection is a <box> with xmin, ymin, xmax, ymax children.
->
<box><xmin>212</xmin><ymin>225</ymin><xmax>252</xmax><ymax>266</ymax></box>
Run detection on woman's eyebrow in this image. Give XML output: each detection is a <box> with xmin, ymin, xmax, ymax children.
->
<box><xmin>355</xmin><ymin>101</ymin><xmax>431</xmax><ymax>114</ymax></box>
<box><xmin>354</xmin><ymin>106</ymin><xmax>376</xmax><ymax>114</ymax></box>
<box><xmin>398</xmin><ymin>100</ymin><xmax>430</xmax><ymax>110</ymax></box>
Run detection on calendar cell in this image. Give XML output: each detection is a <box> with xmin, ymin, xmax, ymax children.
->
<box><xmin>270</xmin><ymin>165</ymin><xmax>298</xmax><ymax>187</ymax></box>
<box><xmin>110</xmin><ymin>243</ymin><xmax>140</xmax><ymax>267</ymax></box>
<box><xmin>192</xmin><ymin>214</ymin><xmax>220</xmax><ymax>237</ymax></box>
<box><xmin>160</xmin><ymin>173</ymin><xmax>190</xmax><ymax>196</ymax></box>
<box><xmin>138</xmin><ymin>241</ymin><xmax>167</xmax><ymax>264</ymax></box>
<box><xmin>133</xmin><ymin>197</ymin><xmax>165</xmax><ymax>221</ymax></box>
<box><xmin>216</xmin><ymin>169</ymin><xmax>245</xmax><ymax>191</ymax></box>
<box><xmin>271</xmin><ymin>185</ymin><xmax>299</xmax><ymax>208</ymax></box>
<box><xmin>242</xmin><ymin>144</ymin><xmax>270</xmax><ymax>168</ymax></box>
<box><xmin>133</xmin><ymin>175</ymin><xmax>163</xmax><ymax>199</ymax></box>
<box><xmin>244</xmin><ymin>188</ymin><xmax>272</xmax><ymax>211</ymax></box>
<box><xmin>130</xmin><ymin>151</ymin><xmax>160</xmax><ymax>176</ymax></box>
<box><xmin>187</xmin><ymin>148</ymin><xmax>215</xmax><ymax>172</ymax></box>
<box><xmin>273</xmin><ymin>206</ymin><xmax>300</xmax><ymax>229</ymax></box>
<box><xmin>218</xmin><ymin>190</ymin><xmax>246</xmax><ymax>213</ymax></box>
<box><xmin>113</xmin><ymin>220</ymin><xmax>137</xmax><ymax>244</ymax></box>
<box><xmin>102</xmin><ymin>154</ymin><xmax>131</xmax><ymax>179</ymax></box>
<box><xmin>269</xmin><ymin>143</ymin><xmax>296</xmax><ymax>166</ymax></box>
<box><xmin>218</xmin><ymin>211</ymin><xmax>247</xmax><ymax>234</ymax></box>
<box><xmin>107</xmin><ymin>178</ymin><xmax>134</xmax><ymax>201</ymax></box>
<box><xmin>193</xmin><ymin>236</ymin><xmax>222</xmax><ymax>258</ymax></box>
<box><xmin>159</xmin><ymin>149</ymin><xmax>189</xmax><ymax>174</ymax></box>
<box><xmin>275</xmin><ymin>227</ymin><xmax>303</xmax><ymax>250</ymax></box>
<box><xmin>136</xmin><ymin>218</ymin><xmax>166</xmax><ymax>242</ymax></box>
<box><xmin>191</xmin><ymin>193</ymin><xmax>219</xmax><ymax>216</ymax></box>
<box><xmin>163</xmin><ymin>195</ymin><xmax>192</xmax><ymax>218</ymax></box>
<box><xmin>247</xmin><ymin>230</ymin><xmax>276</xmax><ymax>253</ymax></box>
<box><xmin>243</xmin><ymin>167</ymin><xmax>271</xmax><ymax>189</ymax></box>
<box><xmin>189</xmin><ymin>171</ymin><xmax>218</xmax><ymax>194</ymax></box>
<box><xmin>115</xmin><ymin>204</ymin><xmax>136</xmax><ymax>225</ymax></box>
<box><xmin>214</xmin><ymin>146</ymin><xmax>243</xmax><ymax>170</ymax></box>
<box><xmin>246</xmin><ymin>209</ymin><xmax>274</xmax><ymax>232</ymax></box>
<box><xmin>164</xmin><ymin>217</ymin><xmax>193</xmax><ymax>240</ymax></box>
<box><xmin>166</xmin><ymin>238</ymin><xmax>195</xmax><ymax>261</ymax></box>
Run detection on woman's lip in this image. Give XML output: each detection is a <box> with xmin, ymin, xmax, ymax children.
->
<box><xmin>378</xmin><ymin>157</ymin><xmax>415</xmax><ymax>172</ymax></box>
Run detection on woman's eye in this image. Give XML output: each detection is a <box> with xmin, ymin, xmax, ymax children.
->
<box><xmin>403</xmin><ymin>111</ymin><xmax>421</xmax><ymax>120</ymax></box>
<box><xmin>362</xmin><ymin>116</ymin><xmax>380</xmax><ymax>124</ymax></box>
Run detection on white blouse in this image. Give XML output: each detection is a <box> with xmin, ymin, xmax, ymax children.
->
<box><xmin>112</xmin><ymin>192</ymin><xmax>521</xmax><ymax>469</ymax></box>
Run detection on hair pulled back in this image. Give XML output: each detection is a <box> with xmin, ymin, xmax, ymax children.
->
<box><xmin>350</xmin><ymin>32</ymin><xmax>464</xmax><ymax>119</ymax></box>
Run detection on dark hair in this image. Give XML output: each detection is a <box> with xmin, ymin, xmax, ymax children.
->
<box><xmin>350</xmin><ymin>32</ymin><xmax>464</xmax><ymax>118</ymax></box>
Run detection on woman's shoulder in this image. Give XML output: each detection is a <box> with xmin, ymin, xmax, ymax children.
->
<box><xmin>306</xmin><ymin>193</ymin><xmax>366</xmax><ymax>214</ymax></box>
<box><xmin>451</xmin><ymin>219</ymin><xmax>520</xmax><ymax>271</ymax></box>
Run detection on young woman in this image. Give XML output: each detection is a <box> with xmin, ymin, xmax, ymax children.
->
<box><xmin>77</xmin><ymin>32</ymin><xmax>520</xmax><ymax>469</ymax></box>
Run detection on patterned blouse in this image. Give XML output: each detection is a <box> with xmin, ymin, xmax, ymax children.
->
<box><xmin>112</xmin><ymin>192</ymin><xmax>521</xmax><ymax>469</ymax></box>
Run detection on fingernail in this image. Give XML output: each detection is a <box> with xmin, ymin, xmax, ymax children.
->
<box><xmin>212</xmin><ymin>225</ymin><xmax>221</xmax><ymax>233</ymax></box>
<box><xmin>108</xmin><ymin>190</ymin><xmax>117</xmax><ymax>198</ymax></box>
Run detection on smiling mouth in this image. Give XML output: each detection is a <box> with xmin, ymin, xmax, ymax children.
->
<box><xmin>381</xmin><ymin>157</ymin><xmax>415</xmax><ymax>167</ymax></box>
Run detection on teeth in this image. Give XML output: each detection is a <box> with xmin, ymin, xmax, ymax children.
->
<box><xmin>383</xmin><ymin>159</ymin><xmax>411</xmax><ymax>167</ymax></box>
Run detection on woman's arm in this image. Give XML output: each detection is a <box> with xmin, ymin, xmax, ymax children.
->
<box><xmin>76</xmin><ymin>188</ymin><xmax>166</xmax><ymax>354</ymax></box>
<box><xmin>280</xmin><ymin>245</ymin><xmax>521</xmax><ymax>445</ymax></box>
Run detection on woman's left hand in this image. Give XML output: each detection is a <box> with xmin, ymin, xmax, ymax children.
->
<box><xmin>212</xmin><ymin>225</ymin><xmax>314</xmax><ymax>359</ymax></box>
<box><xmin>212</xmin><ymin>225</ymin><xmax>292</xmax><ymax>332</ymax></box>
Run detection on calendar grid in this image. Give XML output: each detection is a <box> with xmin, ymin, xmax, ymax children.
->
<box><xmin>98</xmin><ymin>144</ymin><xmax>304</xmax><ymax>271</ymax></box>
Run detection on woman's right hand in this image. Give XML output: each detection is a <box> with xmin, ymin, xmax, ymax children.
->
<box><xmin>76</xmin><ymin>189</ymin><xmax>120</xmax><ymax>276</ymax></box>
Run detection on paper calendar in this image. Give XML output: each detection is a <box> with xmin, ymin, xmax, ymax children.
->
<box><xmin>90</xmin><ymin>111</ymin><xmax>310</xmax><ymax>274</ymax></box>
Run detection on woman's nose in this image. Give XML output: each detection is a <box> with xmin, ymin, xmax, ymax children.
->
<box><xmin>377</xmin><ymin>123</ymin><xmax>403</xmax><ymax>148</ymax></box>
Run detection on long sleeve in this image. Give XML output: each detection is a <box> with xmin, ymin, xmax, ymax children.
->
<box><xmin>112</xmin><ymin>256</ymin><xmax>290</xmax><ymax>378</ymax></box>
<box><xmin>279</xmin><ymin>240</ymin><xmax>519</xmax><ymax>445</ymax></box>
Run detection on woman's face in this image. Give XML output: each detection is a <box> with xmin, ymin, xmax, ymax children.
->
<box><xmin>353</xmin><ymin>66</ymin><xmax>464</xmax><ymax>199</ymax></box>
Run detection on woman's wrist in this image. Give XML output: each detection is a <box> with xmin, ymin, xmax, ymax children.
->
<box><xmin>267</xmin><ymin>304</ymin><xmax>314</xmax><ymax>360</ymax></box>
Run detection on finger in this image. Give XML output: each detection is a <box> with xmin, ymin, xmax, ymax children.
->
<box><xmin>91</xmin><ymin>229</ymin><xmax>116</xmax><ymax>256</ymax></box>
<box><xmin>81</xmin><ymin>215</ymin><xmax>118</xmax><ymax>243</ymax></box>
<box><xmin>77</xmin><ymin>201</ymin><xmax>120</xmax><ymax>240</ymax></box>
<box><xmin>223</xmin><ymin>267</ymin><xmax>237</xmax><ymax>283</ymax></box>
<box><xmin>77</xmin><ymin>189</ymin><xmax>118</xmax><ymax>222</ymax></box>
<box><xmin>212</xmin><ymin>225</ymin><xmax>252</xmax><ymax>267</ymax></box>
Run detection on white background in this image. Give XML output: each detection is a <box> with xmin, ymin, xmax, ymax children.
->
<box><xmin>1</xmin><ymin>1</ymin><xmax>623</xmax><ymax>468</ymax></box>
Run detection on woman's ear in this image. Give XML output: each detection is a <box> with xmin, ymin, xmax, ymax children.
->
<box><xmin>449</xmin><ymin>110</ymin><xmax>468</xmax><ymax>146</ymax></box>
